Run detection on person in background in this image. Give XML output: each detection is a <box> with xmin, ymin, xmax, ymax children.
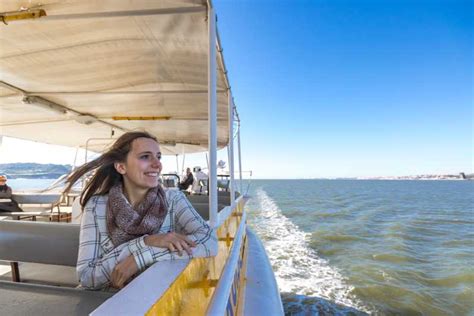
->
<box><xmin>64</xmin><ymin>131</ymin><xmax>217</xmax><ymax>290</ymax></box>
<box><xmin>0</xmin><ymin>175</ymin><xmax>12</xmax><ymax>198</ymax></box>
<box><xmin>178</xmin><ymin>167</ymin><xmax>194</xmax><ymax>191</ymax></box>
<box><xmin>0</xmin><ymin>175</ymin><xmax>22</xmax><ymax>212</ymax></box>
<box><xmin>192</xmin><ymin>167</ymin><xmax>209</xmax><ymax>194</ymax></box>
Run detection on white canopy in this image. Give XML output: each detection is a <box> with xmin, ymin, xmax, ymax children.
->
<box><xmin>0</xmin><ymin>0</ymin><xmax>233</xmax><ymax>155</ymax></box>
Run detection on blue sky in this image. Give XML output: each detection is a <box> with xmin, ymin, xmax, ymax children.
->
<box><xmin>0</xmin><ymin>0</ymin><xmax>472</xmax><ymax>179</ymax></box>
<box><xmin>212</xmin><ymin>0</ymin><xmax>473</xmax><ymax>178</ymax></box>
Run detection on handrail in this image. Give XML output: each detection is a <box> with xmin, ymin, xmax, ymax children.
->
<box><xmin>216</xmin><ymin>195</ymin><xmax>243</xmax><ymax>227</ymax></box>
<box><xmin>161</xmin><ymin>173</ymin><xmax>180</xmax><ymax>180</ymax></box>
<box><xmin>207</xmin><ymin>210</ymin><xmax>247</xmax><ymax>315</ymax></box>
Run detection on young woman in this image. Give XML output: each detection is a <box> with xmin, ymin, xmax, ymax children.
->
<box><xmin>65</xmin><ymin>132</ymin><xmax>216</xmax><ymax>290</ymax></box>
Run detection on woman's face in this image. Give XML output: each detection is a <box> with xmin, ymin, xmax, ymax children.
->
<box><xmin>115</xmin><ymin>137</ymin><xmax>162</xmax><ymax>191</ymax></box>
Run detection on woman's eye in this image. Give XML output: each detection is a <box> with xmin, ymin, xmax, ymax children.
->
<box><xmin>157</xmin><ymin>155</ymin><xmax>162</xmax><ymax>160</ymax></box>
<box><xmin>140</xmin><ymin>154</ymin><xmax>150</xmax><ymax>160</ymax></box>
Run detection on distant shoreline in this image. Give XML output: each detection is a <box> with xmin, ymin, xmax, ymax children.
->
<box><xmin>245</xmin><ymin>178</ymin><xmax>472</xmax><ymax>181</ymax></box>
<box><xmin>0</xmin><ymin>162</ymin><xmax>71</xmax><ymax>180</ymax></box>
<box><xmin>4</xmin><ymin>174</ymin><xmax>66</xmax><ymax>180</ymax></box>
<box><xmin>1</xmin><ymin>163</ymin><xmax>472</xmax><ymax>181</ymax></box>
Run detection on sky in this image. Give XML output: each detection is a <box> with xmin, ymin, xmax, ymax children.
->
<box><xmin>213</xmin><ymin>0</ymin><xmax>473</xmax><ymax>178</ymax></box>
<box><xmin>0</xmin><ymin>0</ymin><xmax>472</xmax><ymax>179</ymax></box>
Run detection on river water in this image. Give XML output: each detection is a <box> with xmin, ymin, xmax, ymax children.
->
<box><xmin>245</xmin><ymin>180</ymin><xmax>473</xmax><ymax>315</ymax></box>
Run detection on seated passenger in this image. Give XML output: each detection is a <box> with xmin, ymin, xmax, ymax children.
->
<box><xmin>65</xmin><ymin>132</ymin><xmax>217</xmax><ymax>290</ymax></box>
<box><xmin>0</xmin><ymin>175</ymin><xmax>22</xmax><ymax>212</ymax></box>
<box><xmin>178</xmin><ymin>168</ymin><xmax>194</xmax><ymax>191</ymax></box>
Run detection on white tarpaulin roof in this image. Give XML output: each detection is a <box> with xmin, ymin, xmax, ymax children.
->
<box><xmin>0</xmin><ymin>0</ymin><xmax>233</xmax><ymax>155</ymax></box>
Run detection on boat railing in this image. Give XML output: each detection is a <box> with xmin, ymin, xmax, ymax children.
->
<box><xmin>215</xmin><ymin>194</ymin><xmax>244</xmax><ymax>227</ymax></box>
<box><xmin>0</xmin><ymin>193</ymin><xmax>68</xmax><ymax>222</ymax></box>
<box><xmin>207</xmin><ymin>206</ymin><xmax>247</xmax><ymax>314</ymax></box>
<box><xmin>160</xmin><ymin>173</ymin><xmax>181</xmax><ymax>188</ymax></box>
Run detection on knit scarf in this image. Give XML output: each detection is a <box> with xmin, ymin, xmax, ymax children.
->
<box><xmin>106</xmin><ymin>183</ymin><xmax>168</xmax><ymax>246</ymax></box>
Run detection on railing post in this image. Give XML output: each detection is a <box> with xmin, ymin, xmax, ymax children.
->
<box><xmin>237</xmin><ymin>126</ymin><xmax>243</xmax><ymax>194</ymax></box>
<box><xmin>228</xmin><ymin>94</ymin><xmax>235</xmax><ymax>207</ymax></box>
<box><xmin>208</xmin><ymin>4</ymin><xmax>218</xmax><ymax>227</ymax></box>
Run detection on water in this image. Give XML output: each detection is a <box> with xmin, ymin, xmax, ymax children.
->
<box><xmin>244</xmin><ymin>180</ymin><xmax>474</xmax><ymax>316</ymax></box>
<box><xmin>7</xmin><ymin>178</ymin><xmax>55</xmax><ymax>190</ymax></box>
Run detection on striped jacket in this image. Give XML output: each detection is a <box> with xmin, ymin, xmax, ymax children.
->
<box><xmin>77</xmin><ymin>189</ymin><xmax>217</xmax><ymax>290</ymax></box>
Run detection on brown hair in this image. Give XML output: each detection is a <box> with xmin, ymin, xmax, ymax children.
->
<box><xmin>65</xmin><ymin>131</ymin><xmax>158</xmax><ymax>207</ymax></box>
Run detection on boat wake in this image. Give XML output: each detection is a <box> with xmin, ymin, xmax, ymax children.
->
<box><xmin>246</xmin><ymin>188</ymin><xmax>370</xmax><ymax>314</ymax></box>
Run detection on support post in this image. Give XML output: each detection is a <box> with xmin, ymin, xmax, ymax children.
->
<box><xmin>228</xmin><ymin>95</ymin><xmax>235</xmax><ymax>207</ymax></box>
<box><xmin>208</xmin><ymin>5</ymin><xmax>218</xmax><ymax>228</ymax></box>
<box><xmin>175</xmin><ymin>154</ymin><xmax>179</xmax><ymax>174</ymax></box>
<box><xmin>10</xmin><ymin>262</ymin><xmax>20</xmax><ymax>282</ymax></box>
<box><xmin>181</xmin><ymin>148</ymin><xmax>186</xmax><ymax>175</ymax></box>
<box><xmin>237</xmin><ymin>125</ymin><xmax>243</xmax><ymax>194</ymax></box>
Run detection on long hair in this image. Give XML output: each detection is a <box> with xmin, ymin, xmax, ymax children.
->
<box><xmin>64</xmin><ymin>131</ymin><xmax>158</xmax><ymax>208</ymax></box>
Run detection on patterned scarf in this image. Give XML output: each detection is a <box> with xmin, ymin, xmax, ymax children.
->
<box><xmin>106</xmin><ymin>182</ymin><xmax>168</xmax><ymax>246</ymax></box>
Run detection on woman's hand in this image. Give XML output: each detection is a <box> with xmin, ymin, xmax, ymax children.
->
<box><xmin>144</xmin><ymin>232</ymin><xmax>197</xmax><ymax>256</ymax></box>
<box><xmin>110</xmin><ymin>255</ymin><xmax>138</xmax><ymax>289</ymax></box>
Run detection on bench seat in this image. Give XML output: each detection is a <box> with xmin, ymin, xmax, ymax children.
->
<box><xmin>0</xmin><ymin>220</ymin><xmax>79</xmax><ymax>285</ymax></box>
<box><xmin>0</xmin><ymin>209</ymin><xmax>71</xmax><ymax>222</ymax></box>
<box><xmin>0</xmin><ymin>280</ymin><xmax>113</xmax><ymax>316</ymax></box>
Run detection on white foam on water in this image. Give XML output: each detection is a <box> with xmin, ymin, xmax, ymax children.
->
<box><xmin>249</xmin><ymin>188</ymin><xmax>369</xmax><ymax>313</ymax></box>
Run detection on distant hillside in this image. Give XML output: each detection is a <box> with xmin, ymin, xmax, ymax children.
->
<box><xmin>0</xmin><ymin>163</ymin><xmax>71</xmax><ymax>179</ymax></box>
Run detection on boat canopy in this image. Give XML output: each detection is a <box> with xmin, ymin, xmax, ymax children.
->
<box><xmin>0</xmin><ymin>0</ymin><xmax>233</xmax><ymax>155</ymax></box>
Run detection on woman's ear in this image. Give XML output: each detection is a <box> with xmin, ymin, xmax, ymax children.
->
<box><xmin>114</xmin><ymin>162</ymin><xmax>127</xmax><ymax>175</ymax></box>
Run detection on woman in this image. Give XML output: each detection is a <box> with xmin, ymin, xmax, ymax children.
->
<box><xmin>65</xmin><ymin>132</ymin><xmax>216</xmax><ymax>290</ymax></box>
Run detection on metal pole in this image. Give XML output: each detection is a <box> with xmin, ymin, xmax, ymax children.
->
<box><xmin>237</xmin><ymin>124</ymin><xmax>243</xmax><ymax>194</ymax></box>
<box><xmin>181</xmin><ymin>151</ymin><xmax>186</xmax><ymax>175</ymax></box>
<box><xmin>208</xmin><ymin>5</ymin><xmax>218</xmax><ymax>228</ymax></box>
<box><xmin>72</xmin><ymin>147</ymin><xmax>79</xmax><ymax>170</ymax></box>
<box><xmin>175</xmin><ymin>154</ymin><xmax>179</xmax><ymax>174</ymax></box>
<box><xmin>228</xmin><ymin>95</ymin><xmax>235</xmax><ymax>207</ymax></box>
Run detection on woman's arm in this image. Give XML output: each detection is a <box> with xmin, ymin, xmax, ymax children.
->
<box><xmin>174</xmin><ymin>191</ymin><xmax>217</xmax><ymax>256</ymax></box>
<box><xmin>77</xmin><ymin>197</ymin><xmax>138</xmax><ymax>290</ymax></box>
<box><xmin>128</xmin><ymin>191</ymin><xmax>217</xmax><ymax>268</ymax></box>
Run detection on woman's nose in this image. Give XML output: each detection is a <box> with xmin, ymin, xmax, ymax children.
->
<box><xmin>152</xmin><ymin>157</ymin><xmax>162</xmax><ymax>169</ymax></box>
